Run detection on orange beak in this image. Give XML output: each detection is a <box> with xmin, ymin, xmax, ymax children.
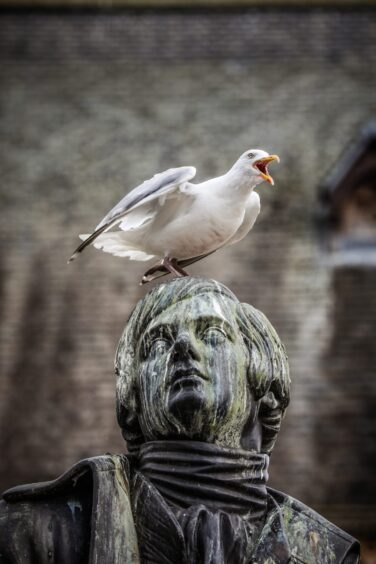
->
<box><xmin>253</xmin><ymin>154</ymin><xmax>280</xmax><ymax>185</ymax></box>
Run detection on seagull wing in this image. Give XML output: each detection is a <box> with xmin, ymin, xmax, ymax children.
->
<box><xmin>68</xmin><ymin>166</ymin><xmax>196</xmax><ymax>262</ymax></box>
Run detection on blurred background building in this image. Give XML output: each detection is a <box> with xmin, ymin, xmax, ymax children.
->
<box><xmin>0</xmin><ymin>0</ymin><xmax>375</xmax><ymax>557</ymax></box>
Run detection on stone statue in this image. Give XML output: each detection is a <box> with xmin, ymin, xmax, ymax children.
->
<box><xmin>0</xmin><ymin>278</ymin><xmax>360</xmax><ymax>563</ymax></box>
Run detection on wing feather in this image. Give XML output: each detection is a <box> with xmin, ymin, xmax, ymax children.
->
<box><xmin>95</xmin><ymin>166</ymin><xmax>196</xmax><ymax>230</ymax></box>
<box><xmin>68</xmin><ymin>166</ymin><xmax>196</xmax><ymax>262</ymax></box>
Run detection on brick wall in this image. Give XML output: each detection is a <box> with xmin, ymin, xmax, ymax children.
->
<box><xmin>0</xmin><ymin>6</ymin><xmax>375</xmax><ymax>543</ymax></box>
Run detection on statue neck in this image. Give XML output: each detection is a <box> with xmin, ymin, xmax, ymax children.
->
<box><xmin>137</xmin><ymin>439</ymin><xmax>269</xmax><ymax>519</ymax></box>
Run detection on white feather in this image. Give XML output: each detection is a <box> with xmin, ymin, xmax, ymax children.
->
<box><xmin>79</xmin><ymin>233</ymin><xmax>155</xmax><ymax>261</ymax></box>
<box><xmin>70</xmin><ymin>149</ymin><xmax>279</xmax><ymax>267</ymax></box>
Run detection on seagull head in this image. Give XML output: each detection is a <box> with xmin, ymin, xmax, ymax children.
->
<box><xmin>232</xmin><ymin>149</ymin><xmax>280</xmax><ymax>186</ymax></box>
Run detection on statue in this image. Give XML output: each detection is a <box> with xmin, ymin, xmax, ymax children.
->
<box><xmin>0</xmin><ymin>278</ymin><xmax>360</xmax><ymax>563</ymax></box>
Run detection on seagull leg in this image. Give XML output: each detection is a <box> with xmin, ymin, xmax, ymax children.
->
<box><xmin>164</xmin><ymin>258</ymin><xmax>189</xmax><ymax>277</ymax></box>
<box><xmin>140</xmin><ymin>257</ymin><xmax>190</xmax><ymax>285</ymax></box>
<box><xmin>141</xmin><ymin>260</ymin><xmax>165</xmax><ymax>285</ymax></box>
<box><xmin>141</xmin><ymin>250</ymin><xmax>217</xmax><ymax>285</ymax></box>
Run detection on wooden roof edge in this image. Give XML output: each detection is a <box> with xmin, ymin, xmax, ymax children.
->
<box><xmin>318</xmin><ymin>121</ymin><xmax>376</xmax><ymax>204</ymax></box>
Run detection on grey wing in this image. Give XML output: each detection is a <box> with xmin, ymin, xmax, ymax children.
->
<box><xmin>68</xmin><ymin>166</ymin><xmax>196</xmax><ymax>262</ymax></box>
<box><xmin>95</xmin><ymin>166</ymin><xmax>196</xmax><ymax>230</ymax></box>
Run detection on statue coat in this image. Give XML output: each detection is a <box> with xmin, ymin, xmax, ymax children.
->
<box><xmin>0</xmin><ymin>455</ymin><xmax>359</xmax><ymax>564</ymax></box>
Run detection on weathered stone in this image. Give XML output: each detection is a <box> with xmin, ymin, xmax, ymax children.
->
<box><xmin>0</xmin><ymin>278</ymin><xmax>359</xmax><ymax>563</ymax></box>
<box><xmin>0</xmin><ymin>7</ymin><xmax>375</xmax><ymax>542</ymax></box>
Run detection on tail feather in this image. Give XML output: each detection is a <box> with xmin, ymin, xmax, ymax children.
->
<box><xmin>90</xmin><ymin>231</ymin><xmax>154</xmax><ymax>261</ymax></box>
<box><xmin>68</xmin><ymin>223</ymin><xmax>110</xmax><ymax>263</ymax></box>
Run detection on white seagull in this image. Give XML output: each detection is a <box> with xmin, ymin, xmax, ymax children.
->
<box><xmin>69</xmin><ymin>149</ymin><xmax>279</xmax><ymax>284</ymax></box>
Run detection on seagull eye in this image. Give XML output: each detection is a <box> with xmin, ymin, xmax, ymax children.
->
<box><xmin>247</xmin><ymin>152</ymin><xmax>255</xmax><ymax>159</ymax></box>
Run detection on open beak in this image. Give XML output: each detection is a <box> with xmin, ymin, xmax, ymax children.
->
<box><xmin>253</xmin><ymin>154</ymin><xmax>280</xmax><ymax>185</ymax></box>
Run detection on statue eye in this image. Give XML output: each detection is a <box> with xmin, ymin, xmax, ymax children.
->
<box><xmin>247</xmin><ymin>152</ymin><xmax>255</xmax><ymax>159</ymax></box>
<box><xmin>202</xmin><ymin>327</ymin><xmax>227</xmax><ymax>344</ymax></box>
<box><xmin>140</xmin><ymin>333</ymin><xmax>172</xmax><ymax>360</ymax></box>
<box><xmin>149</xmin><ymin>338</ymin><xmax>171</xmax><ymax>356</ymax></box>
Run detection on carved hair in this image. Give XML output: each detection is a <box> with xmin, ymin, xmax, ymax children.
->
<box><xmin>116</xmin><ymin>277</ymin><xmax>290</xmax><ymax>455</ymax></box>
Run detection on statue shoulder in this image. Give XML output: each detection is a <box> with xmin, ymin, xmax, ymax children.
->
<box><xmin>1</xmin><ymin>454</ymin><xmax>131</xmax><ymax>503</ymax></box>
<box><xmin>0</xmin><ymin>454</ymin><xmax>134</xmax><ymax>564</ymax></box>
<box><xmin>267</xmin><ymin>487</ymin><xmax>360</xmax><ymax>564</ymax></box>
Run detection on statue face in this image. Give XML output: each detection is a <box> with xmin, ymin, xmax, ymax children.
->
<box><xmin>135</xmin><ymin>294</ymin><xmax>257</xmax><ymax>448</ymax></box>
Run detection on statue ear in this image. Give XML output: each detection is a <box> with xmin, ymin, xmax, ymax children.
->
<box><xmin>116</xmin><ymin>370</ymin><xmax>144</xmax><ymax>453</ymax></box>
<box><xmin>258</xmin><ymin>389</ymin><xmax>284</xmax><ymax>455</ymax></box>
<box><xmin>260</xmin><ymin>390</ymin><xmax>280</xmax><ymax>411</ymax></box>
<box><xmin>117</xmin><ymin>403</ymin><xmax>143</xmax><ymax>444</ymax></box>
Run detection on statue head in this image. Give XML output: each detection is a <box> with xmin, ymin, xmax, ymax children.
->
<box><xmin>115</xmin><ymin>277</ymin><xmax>290</xmax><ymax>455</ymax></box>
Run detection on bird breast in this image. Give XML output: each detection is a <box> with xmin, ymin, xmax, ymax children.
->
<box><xmin>142</xmin><ymin>192</ymin><xmax>246</xmax><ymax>259</ymax></box>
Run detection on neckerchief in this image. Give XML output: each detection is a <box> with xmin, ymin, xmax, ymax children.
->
<box><xmin>135</xmin><ymin>440</ymin><xmax>269</xmax><ymax>563</ymax></box>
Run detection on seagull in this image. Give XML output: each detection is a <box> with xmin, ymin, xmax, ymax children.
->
<box><xmin>69</xmin><ymin>149</ymin><xmax>279</xmax><ymax>284</ymax></box>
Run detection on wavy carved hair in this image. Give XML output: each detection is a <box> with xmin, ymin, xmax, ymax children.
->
<box><xmin>115</xmin><ymin>277</ymin><xmax>290</xmax><ymax>455</ymax></box>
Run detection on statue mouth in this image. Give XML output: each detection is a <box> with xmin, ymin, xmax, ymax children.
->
<box><xmin>169</xmin><ymin>367</ymin><xmax>208</xmax><ymax>391</ymax></box>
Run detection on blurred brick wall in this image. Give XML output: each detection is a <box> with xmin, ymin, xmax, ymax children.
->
<box><xmin>0</xmin><ymin>6</ymin><xmax>375</xmax><ymax>543</ymax></box>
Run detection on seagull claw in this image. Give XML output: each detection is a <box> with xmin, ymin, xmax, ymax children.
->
<box><xmin>140</xmin><ymin>258</ymin><xmax>189</xmax><ymax>285</ymax></box>
<box><xmin>141</xmin><ymin>260</ymin><xmax>166</xmax><ymax>285</ymax></box>
<box><xmin>165</xmin><ymin>258</ymin><xmax>189</xmax><ymax>278</ymax></box>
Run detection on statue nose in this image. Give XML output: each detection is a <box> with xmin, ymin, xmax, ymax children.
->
<box><xmin>172</xmin><ymin>334</ymin><xmax>201</xmax><ymax>361</ymax></box>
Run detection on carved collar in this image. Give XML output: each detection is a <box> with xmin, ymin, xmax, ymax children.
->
<box><xmin>132</xmin><ymin>469</ymin><xmax>291</xmax><ymax>564</ymax></box>
<box><xmin>132</xmin><ymin>440</ymin><xmax>289</xmax><ymax>563</ymax></box>
<box><xmin>137</xmin><ymin>440</ymin><xmax>269</xmax><ymax>516</ymax></box>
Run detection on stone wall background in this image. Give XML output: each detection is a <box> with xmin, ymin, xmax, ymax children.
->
<box><xmin>0</xmin><ymin>6</ymin><xmax>375</xmax><ymax>545</ymax></box>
